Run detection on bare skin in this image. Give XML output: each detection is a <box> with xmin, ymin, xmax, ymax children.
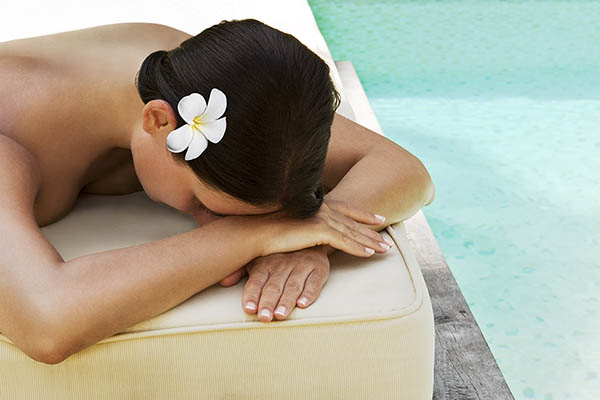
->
<box><xmin>0</xmin><ymin>21</ymin><xmax>336</xmax><ymax>224</ymax></box>
<box><xmin>0</xmin><ymin>22</ymin><xmax>429</xmax><ymax>326</ymax></box>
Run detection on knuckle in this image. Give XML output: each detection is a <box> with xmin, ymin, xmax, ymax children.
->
<box><xmin>263</xmin><ymin>282</ymin><xmax>282</xmax><ymax>294</ymax></box>
<box><xmin>252</xmin><ymin>268</ymin><xmax>269</xmax><ymax>277</ymax></box>
<box><xmin>309</xmin><ymin>272</ymin><xmax>324</xmax><ymax>282</ymax></box>
<box><xmin>245</xmin><ymin>279</ymin><xmax>264</xmax><ymax>291</ymax></box>
<box><xmin>341</xmin><ymin>232</ymin><xmax>352</xmax><ymax>245</ymax></box>
<box><xmin>317</xmin><ymin>266</ymin><xmax>329</xmax><ymax>278</ymax></box>
<box><xmin>311</xmin><ymin>269</ymin><xmax>328</xmax><ymax>284</ymax></box>
<box><xmin>365</xmin><ymin>234</ymin><xmax>377</xmax><ymax>245</ymax></box>
<box><xmin>284</xmin><ymin>280</ymin><xmax>303</xmax><ymax>292</ymax></box>
<box><xmin>337</xmin><ymin>223</ymin><xmax>347</xmax><ymax>235</ymax></box>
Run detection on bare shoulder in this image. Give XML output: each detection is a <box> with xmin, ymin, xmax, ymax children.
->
<box><xmin>137</xmin><ymin>22</ymin><xmax>192</xmax><ymax>36</ymax></box>
<box><xmin>109</xmin><ymin>22</ymin><xmax>193</xmax><ymax>42</ymax></box>
<box><xmin>30</xmin><ymin>22</ymin><xmax>194</xmax><ymax>49</ymax></box>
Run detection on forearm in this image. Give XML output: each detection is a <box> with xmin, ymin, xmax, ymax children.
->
<box><xmin>319</xmin><ymin>148</ymin><xmax>435</xmax><ymax>257</ymax></box>
<box><xmin>42</xmin><ymin>216</ymin><xmax>265</xmax><ymax>362</ymax></box>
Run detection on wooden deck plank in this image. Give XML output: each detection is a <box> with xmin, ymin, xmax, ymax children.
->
<box><xmin>404</xmin><ymin>211</ymin><xmax>515</xmax><ymax>400</ymax></box>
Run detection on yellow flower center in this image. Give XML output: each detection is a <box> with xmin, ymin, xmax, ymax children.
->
<box><xmin>189</xmin><ymin>115</ymin><xmax>206</xmax><ymax>133</ymax></box>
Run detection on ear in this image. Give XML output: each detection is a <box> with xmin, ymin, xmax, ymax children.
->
<box><xmin>142</xmin><ymin>99</ymin><xmax>179</xmax><ymax>136</ymax></box>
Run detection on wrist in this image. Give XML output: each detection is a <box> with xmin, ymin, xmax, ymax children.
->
<box><xmin>227</xmin><ymin>215</ymin><xmax>274</xmax><ymax>258</ymax></box>
<box><xmin>316</xmin><ymin>244</ymin><xmax>336</xmax><ymax>257</ymax></box>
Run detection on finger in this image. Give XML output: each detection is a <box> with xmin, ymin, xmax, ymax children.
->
<box><xmin>273</xmin><ymin>267</ymin><xmax>312</xmax><ymax>320</ymax></box>
<box><xmin>327</xmin><ymin>205</ymin><xmax>388</xmax><ymax>242</ymax></box>
<box><xmin>326</xmin><ymin>217</ymin><xmax>391</xmax><ymax>254</ymax></box>
<box><xmin>257</xmin><ymin>270</ymin><xmax>290</xmax><ymax>322</ymax></box>
<box><xmin>219</xmin><ymin>267</ymin><xmax>245</xmax><ymax>287</ymax></box>
<box><xmin>329</xmin><ymin>203</ymin><xmax>392</xmax><ymax>246</ymax></box>
<box><xmin>322</xmin><ymin>224</ymin><xmax>378</xmax><ymax>258</ymax></box>
<box><xmin>328</xmin><ymin>214</ymin><xmax>391</xmax><ymax>253</ymax></box>
<box><xmin>296</xmin><ymin>268</ymin><xmax>328</xmax><ymax>309</ymax></box>
<box><xmin>242</xmin><ymin>267</ymin><xmax>269</xmax><ymax>315</ymax></box>
<box><xmin>326</xmin><ymin>199</ymin><xmax>386</xmax><ymax>225</ymax></box>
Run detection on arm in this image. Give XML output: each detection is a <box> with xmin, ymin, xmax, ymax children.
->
<box><xmin>0</xmin><ymin>134</ymin><xmax>258</xmax><ymax>364</ymax></box>
<box><xmin>40</xmin><ymin>197</ymin><xmax>382</xmax><ymax>364</ymax></box>
<box><xmin>42</xmin><ymin>216</ymin><xmax>266</xmax><ymax>364</ymax></box>
<box><xmin>0</xmin><ymin>134</ymin><xmax>64</xmax><ymax>363</ymax></box>
<box><xmin>317</xmin><ymin>113</ymin><xmax>436</xmax><ymax>257</ymax></box>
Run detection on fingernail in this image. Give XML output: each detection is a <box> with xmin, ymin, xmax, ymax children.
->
<box><xmin>365</xmin><ymin>247</ymin><xmax>375</xmax><ymax>255</ymax></box>
<box><xmin>260</xmin><ymin>309</ymin><xmax>271</xmax><ymax>319</ymax></box>
<box><xmin>246</xmin><ymin>301</ymin><xmax>256</xmax><ymax>311</ymax></box>
<box><xmin>275</xmin><ymin>305</ymin><xmax>286</xmax><ymax>316</ymax></box>
<box><xmin>374</xmin><ymin>213</ymin><xmax>386</xmax><ymax>222</ymax></box>
<box><xmin>298</xmin><ymin>297</ymin><xmax>308</xmax><ymax>307</ymax></box>
<box><xmin>383</xmin><ymin>237</ymin><xmax>393</xmax><ymax>246</ymax></box>
<box><xmin>379</xmin><ymin>242</ymin><xmax>391</xmax><ymax>250</ymax></box>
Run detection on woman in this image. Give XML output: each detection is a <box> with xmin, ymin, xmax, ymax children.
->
<box><xmin>0</xmin><ymin>19</ymin><xmax>435</xmax><ymax>364</ymax></box>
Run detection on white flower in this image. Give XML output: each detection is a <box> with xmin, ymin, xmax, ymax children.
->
<box><xmin>166</xmin><ymin>88</ymin><xmax>227</xmax><ymax>161</ymax></box>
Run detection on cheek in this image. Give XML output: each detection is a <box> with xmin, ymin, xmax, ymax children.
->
<box><xmin>164</xmin><ymin>193</ymin><xmax>195</xmax><ymax>215</ymax></box>
<box><xmin>131</xmin><ymin>144</ymin><xmax>186</xmax><ymax>206</ymax></box>
<box><xmin>131</xmin><ymin>151</ymin><xmax>155</xmax><ymax>199</ymax></box>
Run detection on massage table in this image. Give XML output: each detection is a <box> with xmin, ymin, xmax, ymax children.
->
<box><xmin>0</xmin><ymin>1</ymin><xmax>434</xmax><ymax>398</ymax></box>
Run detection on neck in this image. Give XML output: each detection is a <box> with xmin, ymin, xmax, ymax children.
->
<box><xmin>108</xmin><ymin>77</ymin><xmax>146</xmax><ymax>151</ymax></box>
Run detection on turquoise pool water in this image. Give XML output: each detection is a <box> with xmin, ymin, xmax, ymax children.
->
<box><xmin>308</xmin><ymin>1</ymin><xmax>600</xmax><ymax>399</ymax></box>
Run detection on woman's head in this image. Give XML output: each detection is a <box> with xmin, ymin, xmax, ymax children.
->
<box><xmin>133</xmin><ymin>18</ymin><xmax>341</xmax><ymax>220</ymax></box>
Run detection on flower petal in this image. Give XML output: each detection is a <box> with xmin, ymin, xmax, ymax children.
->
<box><xmin>196</xmin><ymin>88</ymin><xmax>226</xmax><ymax>122</ymax></box>
<box><xmin>178</xmin><ymin>93</ymin><xmax>207</xmax><ymax>125</ymax></box>
<box><xmin>166</xmin><ymin>124</ymin><xmax>194</xmax><ymax>153</ymax></box>
<box><xmin>185</xmin><ymin>130</ymin><xmax>208</xmax><ymax>161</ymax></box>
<box><xmin>197</xmin><ymin>117</ymin><xmax>227</xmax><ymax>143</ymax></box>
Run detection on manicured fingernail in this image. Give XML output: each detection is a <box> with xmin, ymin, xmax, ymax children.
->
<box><xmin>383</xmin><ymin>237</ymin><xmax>393</xmax><ymax>246</ymax></box>
<box><xmin>298</xmin><ymin>297</ymin><xmax>308</xmax><ymax>306</ymax></box>
<box><xmin>246</xmin><ymin>301</ymin><xmax>256</xmax><ymax>311</ymax></box>
<box><xmin>365</xmin><ymin>247</ymin><xmax>375</xmax><ymax>255</ymax></box>
<box><xmin>374</xmin><ymin>213</ymin><xmax>386</xmax><ymax>222</ymax></box>
<box><xmin>260</xmin><ymin>309</ymin><xmax>271</xmax><ymax>319</ymax></box>
<box><xmin>275</xmin><ymin>305</ymin><xmax>286</xmax><ymax>316</ymax></box>
<box><xmin>380</xmin><ymin>242</ymin><xmax>391</xmax><ymax>250</ymax></box>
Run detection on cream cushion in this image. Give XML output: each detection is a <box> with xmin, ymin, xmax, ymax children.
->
<box><xmin>0</xmin><ymin>1</ymin><xmax>434</xmax><ymax>398</ymax></box>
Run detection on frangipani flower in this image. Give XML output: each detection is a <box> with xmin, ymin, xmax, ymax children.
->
<box><xmin>166</xmin><ymin>88</ymin><xmax>227</xmax><ymax>161</ymax></box>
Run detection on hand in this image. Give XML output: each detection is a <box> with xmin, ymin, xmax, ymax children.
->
<box><xmin>239</xmin><ymin>246</ymin><xmax>330</xmax><ymax>322</ymax></box>
<box><xmin>256</xmin><ymin>198</ymin><xmax>392</xmax><ymax>258</ymax></box>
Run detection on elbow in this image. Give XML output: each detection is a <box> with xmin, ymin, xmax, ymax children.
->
<box><xmin>26</xmin><ymin>295</ymin><xmax>75</xmax><ymax>365</ymax></box>
<box><xmin>424</xmin><ymin>178</ymin><xmax>436</xmax><ymax>206</ymax></box>
<box><xmin>3</xmin><ymin>265</ymin><xmax>75</xmax><ymax>365</ymax></box>
<box><xmin>13</xmin><ymin>316</ymin><xmax>72</xmax><ymax>365</ymax></box>
<box><xmin>412</xmin><ymin>155</ymin><xmax>435</xmax><ymax>207</ymax></box>
<box><xmin>30</xmin><ymin>333</ymin><xmax>70</xmax><ymax>365</ymax></box>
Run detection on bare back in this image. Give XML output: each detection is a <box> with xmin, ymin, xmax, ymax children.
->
<box><xmin>0</xmin><ymin>23</ymin><xmax>193</xmax><ymax>227</ymax></box>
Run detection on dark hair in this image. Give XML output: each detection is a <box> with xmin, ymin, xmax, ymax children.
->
<box><xmin>135</xmin><ymin>18</ymin><xmax>342</xmax><ymax>219</ymax></box>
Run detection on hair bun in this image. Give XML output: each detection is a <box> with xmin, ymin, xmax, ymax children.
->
<box><xmin>136</xmin><ymin>50</ymin><xmax>171</xmax><ymax>102</ymax></box>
